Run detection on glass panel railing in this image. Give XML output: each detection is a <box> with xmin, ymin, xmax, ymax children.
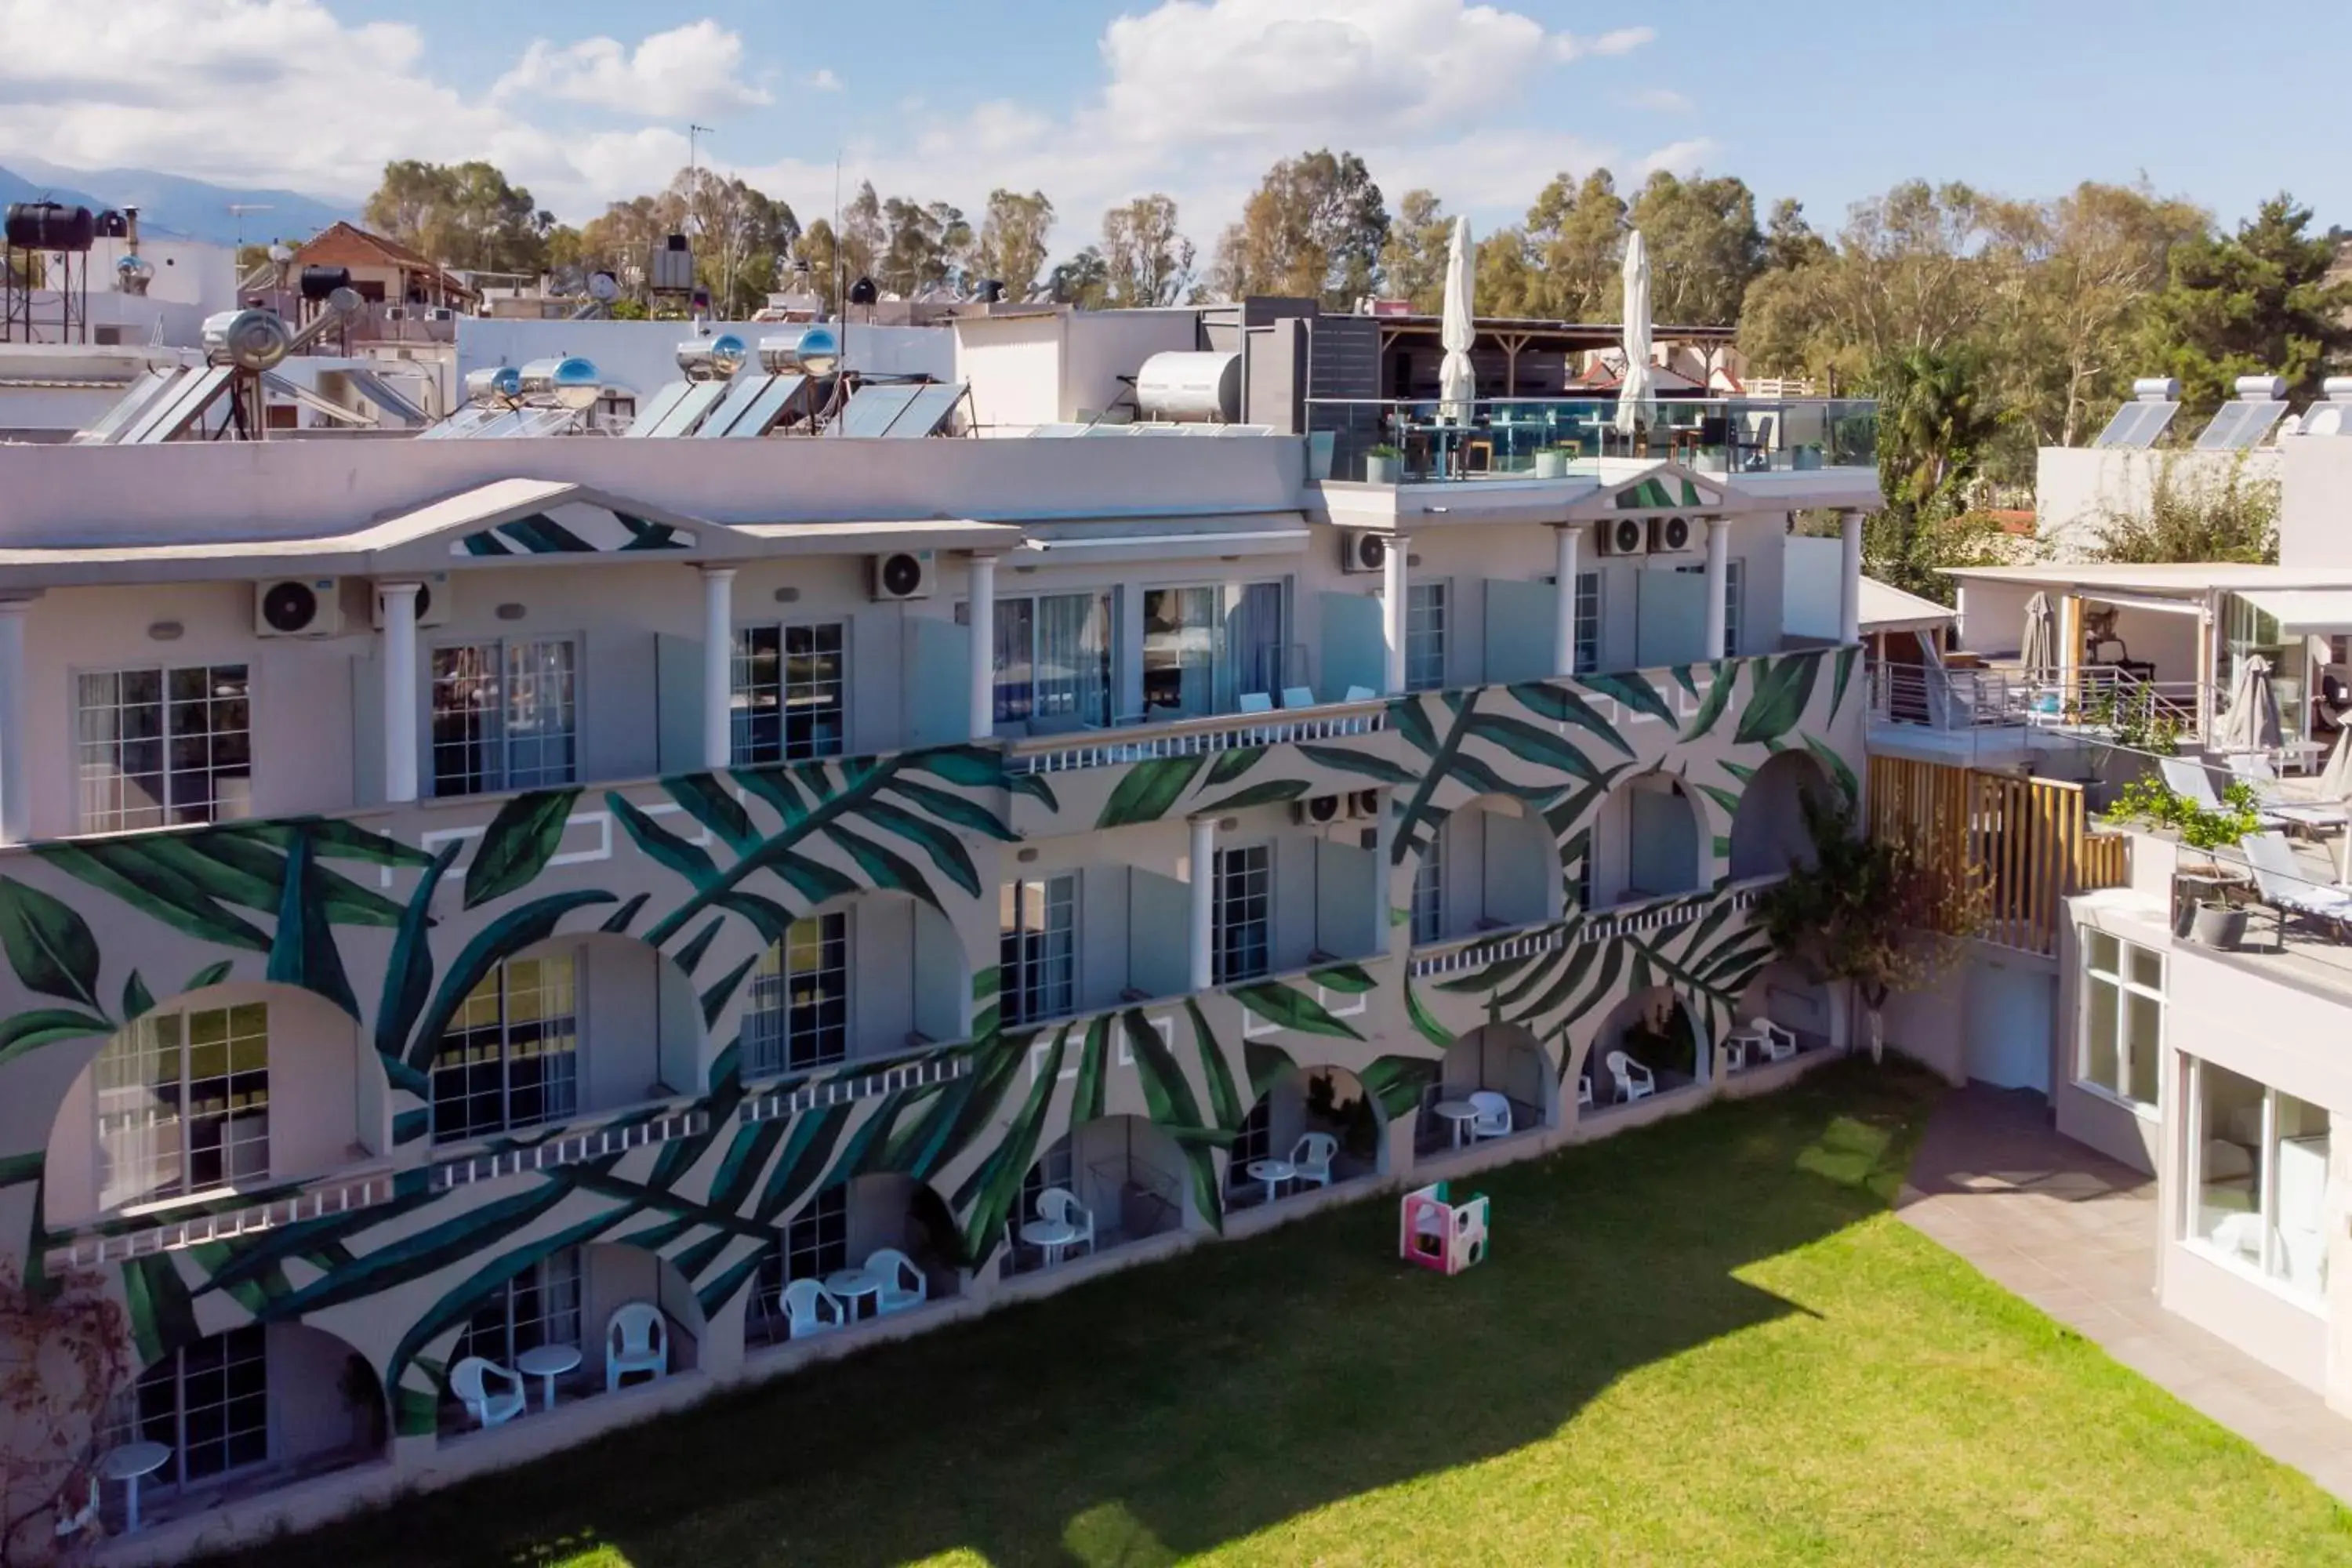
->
<box><xmin>1305</xmin><ymin>396</ymin><xmax>1878</xmax><ymax>483</ymax></box>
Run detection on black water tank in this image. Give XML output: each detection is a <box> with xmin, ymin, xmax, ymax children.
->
<box><xmin>4</xmin><ymin>202</ymin><xmax>96</xmax><ymax>252</ymax></box>
<box><xmin>299</xmin><ymin>265</ymin><xmax>352</xmax><ymax>300</ymax></box>
<box><xmin>93</xmin><ymin>209</ymin><xmax>129</xmax><ymax>239</ymax></box>
<box><xmin>975</xmin><ymin>278</ymin><xmax>1006</xmax><ymax>304</ymax></box>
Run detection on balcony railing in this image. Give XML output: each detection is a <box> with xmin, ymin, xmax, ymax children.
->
<box><xmin>1407</xmin><ymin>880</ymin><xmax>1779</xmax><ymax>980</ymax></box>
<box><xmin>1868</xmin><ymin>661</ymin><xmax>2205</xmax><ymax>741</ymax></box>
<box><xmin>1307</xmin><ymin>395</ymin><xmax>1878</xmax><ymax>484</ymax></box>
<box><xmin>1007</xmin><ymin>699</ymin><xmax>1387</xmax><ymax>775</ymax></box>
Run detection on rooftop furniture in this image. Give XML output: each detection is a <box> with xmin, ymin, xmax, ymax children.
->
<box><xmin>1467</xmin><ymin>1090</ymin><xmax>1514</xmax><ymax>1142</ymax></box>
<box><xmin>1344</xmin><ymin>685</ymin><xmax>1376</xmax><ymax>702</ymax></box>
<box><xmin>824</xmin><ymin>1266</ymin><xmax>884</xmax><ymax>1321</ymax></box>
<box><xmin>781</xmin><ymin>1277</ymin><xmax>846</xmax><ymax>1338</ymax></box>
<box><xmin>1728</xmin><ymin>1017</ymin><xmax>1798</xmax><ymax>1065</ymax></box>
<box><xmin>2241</xmin><ymin>831</ymin><xmax>2352</xmax><ymax>946</ymax></box>
<box><xmin>1429</xmin><ymin>1098</ymin><xmax>1481</xmax><ymax>1149</ymax></box>
<box><xmin>1576</xmin><ymin>1074</ymin><xmax>1595</xmax><ymax>1109</ymax></box>
<box><xmin>1244</xmin><ymin>1156</ymin><xmax>1298</xmax><ymax>1205</ymax></box>
<box><xmin>2160</xmin><ymin>758</ymin><xmax>2292</xmax><ymax>832</ymax></box>
<box><xmin>1238</xmin><ymin>692</ymin><xmax>1274</xmax><ymax>713</ymax></box>
<box><xmin>1290</xmin><ymin>1132</ymin><xmax>1338</xmax><ymax>1189</ymax></box>
<box><xmin>604</xmin><ymin>1301</ymin><xmax>668</xmax><ymax>1392</ymax></box>
<box><xmin>516</xmin><ymin>1342</ymin><xmax>582</xmax><ymax>1410</ymax></box>
<box><xmin>99</xmin><ymin>1442</ymin><xmax>171</xmax><ymax>1534</ymax></box>
<box><xmin>2224</xmin><ymin>753</ymin><xmax>2347</xmax><ymax>831</ymax></box>
<box><xmin>1605</xmin><ymin>1050</ymin><xmax>1656</xmax><ymax>1104</ymax></box>
<box><xmin>451</xmin><ymin>1357</ymin><xmax>526</xmax><ymax>1428</ymax></box>
<box><xmin>866</xmin><ymin>1248</ymin><xmax>927</xmax><ymax>1316</ymax></box>
<box><xmin>1281</xmin><ymin>686</ymin><xmax>1317</xmax><ymax>709</ymax></box>
<box><xmin>1037</xmin><ymin>1187</ymin><xmax>1095</xmax><ymax>1258</ymax></box>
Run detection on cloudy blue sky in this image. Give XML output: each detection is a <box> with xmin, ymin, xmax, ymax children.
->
<box><xmin>0</xmin><ymin>0</ymin><xmax>2336</xmax><ymax>253</ymax></box>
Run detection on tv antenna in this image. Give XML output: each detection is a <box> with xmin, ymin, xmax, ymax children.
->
<box><xmin>227</xmin><ymin>203</ymin><xmax>274</xmax><ymax>253</ymax></box>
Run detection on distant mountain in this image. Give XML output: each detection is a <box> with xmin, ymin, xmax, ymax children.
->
<box><xmin>0</xmin><ymin>157</ymin><xmax>355</xmax><ymax>246</ymax></box>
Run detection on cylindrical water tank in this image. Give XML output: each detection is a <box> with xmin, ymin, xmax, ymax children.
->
<box><xmin>2234</xmin><ymin>374</ymin><xmax>2288</xmax><ymax>402</ymax></box>
<box><xmin>521</xmin><ymin>357</ymin><xmax>602</xmax><ymax>409</ymax></box>
<box><xmin>676</xmin><ymin>333</ymin><xmax>748</xmax><ymax>380</ymax></box>
<box><xmin>4</xmin><ymin>201</ymin><xmax>96</xmax><ymax>252</ymax></box>
<box><xmin>466</xmin><ymin>365</ymin><xmax>522</xmax><ymax>405</ymax></box>
<box><xmin>2321</xmin><ymin>377</ymin><xmax>2352</xmax><ymax>402</ymax></box>
<box><xmin>1134</xmin><ymin>351</ymin><xmax>1243</xmax><ymax>423</ymax></box>
<box><xmin>202</xmin><ymin>309</ymin><xmax>293</xmax><ymax>372</ymax></box>
<box><xmin>761</xmin><ymin>326</ymin><xmax>840</xmax><ymax>377</ymax></box>
<box><xmin>2129</xmin><ymin>377</ymin><xmax>2180</xmax><ymax>401</ymax></box>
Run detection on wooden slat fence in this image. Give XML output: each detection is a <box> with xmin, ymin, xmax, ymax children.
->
<box><xmin>1866</xmin><ymin>755</ymin><xmax>2132</xmax><ymax>957</ymax></box>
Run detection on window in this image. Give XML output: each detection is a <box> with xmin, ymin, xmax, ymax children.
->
<box><xmin>451</xmin><ymin>1250</ymin><xmax>582</xmax><ymax>1372</ymax></box>
<box><xmin>432</xmin><ymin>955</ymin><xmax>579</xmax><ymax>1142</ymax></box>
<box><xmin>2078</xmin><ymin>931</ymin><xmax>2161</xmax><ymax>1109</ymax></box>
<box><xmin>120</xmin><ymin>1326</ymin><xmax>267</xmax><ymax>1487</ymax></box>
<box><xmin>2186</xmin><ymin>1058</ymin><xmax>2330</xmax><ymax>1301</ymax></box>
<box><xmin>1230</xmin><ymin>1098</ymin><xmax>1272</xmax><ymax>1186</ymax></box>
<box><xmin>1411</xmin><ymin>830</ymin><xmax>1443</xmax><ymax>945</ymax></box>
<box><xmin>1000</xmin><ymin>877</ymin><xmax>1076</xmax><ymax>1025</ymax></box>
<box><xmin>732</xmin><ymin>622</ymin><xmax>846</xmax><ymax>764</ymax></box>
<box><xmin>974</xmin><ymin>592</ymin><xmax>1112</xmax><ymax>730</ymax></box>
<box><xmin>751</xmin><ymin>1186</ymin><xmax>848</xmax><ymax>1338</ymax></box>
<box><xmin>1214</xmin><ymin>844</ymin><xmax>1272</xmax><ymax>984</ymax></box>
<box><xmin>76</xmin><ymin>664</ymin><xmax>250</xmax><ymax>833</ymax></box>
<box><xmin>95</xmin><ymin>1003</ymin><xmax>268</xmax><ymax>1211</ymax></box>
<box><xmin>744</xmin><ymin>915</ymin><xmax>850</xmax><ymax>1076</ymax></box>
<box><xmin>1573</xmin><ymin>572</ymin><xmax>1600</xmax><ymax>675</ymax></box>
<box><xmin>1143</xmin><ymin>583</ymin><xmax>1284</xmax><ymax>717</ymax></box>
<box><xmin>431</xmin><ymin>639</ymin><xmax>576</xmax><ymax>796</ymax></box>
<box><xmin>1723</xmin><ymin>558</ymin><xmax>1745</xmax><ymax>659</ymax></box>
<box><xmin>1405</xmin><ymin>582</ymin><xmax>1447</xmax><ymax>691</ymax></box>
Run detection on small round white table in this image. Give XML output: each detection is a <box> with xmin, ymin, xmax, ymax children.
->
<box><xmin>1432</xmin><ymin>1099</ymin><xmax>1479</xmax><ymax>1149</ymax></box>
<box><xmin>1245</xmin><ymin>1157</ymin><xmax>1298</xmax><ymax>1205</ymax></box>
<box><xmin>100</xmin><ymin>1441</ymin><xmax>170</xmax><ymax>1534</ymax></box>
<box><xmin>516</xmin><ymin>1344</ymin><xmax>582</xmax><ymax>1411</ymax></box>
<box><xmin>1020</xmin><ymin>1218</ymin><xmax>1080</xmax><ymax>1266</ymax></box>
<box><xmin>825</xmin><ymin>1268</ymin><xmax>882</xmax><ymax>1322</ymax></box>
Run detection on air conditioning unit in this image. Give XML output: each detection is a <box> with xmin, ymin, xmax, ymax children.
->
<box><xmin>372</xmin><ymin>573</ymin><xmax>452</xmax><ymax>630</ymax></box>
<box><xmin>424</xmin><ymin>307</ymin><xmax>457</xmax><ymax>322</ymax></box>
<box><xmin>1293</xmin><ymin>794</ymin><xmax>1346</xmax><ymax>826</ymax></box>
<box><xmin>1650</xmin><ymin>515</ymin><xmax>1699</xmax><ymax>554</ymax></box>
<box><xmin>869</xmin><ymin>550</ymin><xmax>933</xmax><ymax>601</ymax></box>
<box><xmin>1596</xmin><ymin>515</ymin><xmax>1649</xmax><ymax>557</ymax></box>
<box><xmin>382</xmin><ymin>304</ymin><xmax>409</xmax><ymax>321</ymax></box>
<box><xmin>1338</xmin><ymin>528</ymin><xmax>1388</xmax><ymax>575</ymax></box>
<box><xmin>254</xmin><ymin>578</ymin><xmax>345</xmax><ymax>638</ymax></box>
<box><xmin>1346</xmin><ymin>789</ymin><xmax>1381</xmax><ymax>821</ymax></box>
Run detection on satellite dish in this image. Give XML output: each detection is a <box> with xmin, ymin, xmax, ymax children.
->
<box><xmin>795</xmin><ymin>325</ymin><xmax>840</xmax><ymax>379</ymax></box>
<box><xmin>587</xmin><ymin>270</ymin><xmax>619</xmax><ymax>303</ymax></box>
<box><xmin>202</xmin><ymin>309</ymin><xmax>293</xmax><ymax>372</ymax></box>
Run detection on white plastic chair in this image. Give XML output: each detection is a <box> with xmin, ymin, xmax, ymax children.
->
<box><xmin>1291</xmin><ymin>1132</ymin><xmax>1338</xmax><ymax>1188</ymax></box>
<box><xmin>1038</xmin><ymin>1187</ymin><xmax>1095</xmax><ymax>1257</ymax></box>
<box><xmin>451</xmin><ymin>1356</ymin><xmax>526</xmax><ymax>1428</ymax></box>
<box><xmin>1344</xmin><ymin>686</ymin><xmax>1376</xmax><ymax>702</ymax></box>
<box><xmin>1238</xmin><ymin>692</ymin><xmax>1275</xmax><ymax>713</ymax></box>
<box><xmin>1576</xmin><ymin>1074</ymin><xmax>1595</xmax><ymax>1109</ymax></box>
<box><xmin>604</xmin><ymin>1301</ymin><xmax>668</xmax><ymax>1392</ymax></box>
<box><xmin>1281</xmin><ymin>685</ymin><xmax>1317</xmax><ymax>710</ymax></box>
<box><xmin>782</xmin><ymin>1277</ymin><xmax>846</xmax><ymax>1338</ymax></box>
<box><xmin>1749</xmin><ymin>1018</ymin><xmax>1798</xmax><ymax>1062</ymax></box>
<box><xmin>866</xmin><ymin>1248</ymin><xmax>927</xmax><ymax>1316</ymax></box>
<box><xmin>1606</xmin><ymin>1050</ymin><xmax>1656</xmax><ymax>1103</ymax></box>
<box><xmin>1467</xmin><ymin>1090</ymin><xmax>1513</xmax><ymax>1141</ymax></box>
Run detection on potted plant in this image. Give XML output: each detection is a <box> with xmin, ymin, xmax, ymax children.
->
<box><xmin>1535</xmin><ymin>444</ymin><xmax>1571</xmax><ymax>479</ymax></box>
<box><xmin>1364</xmin><ymin>444</ymin><xmax>1402</xmax><ymax>484</ymax></box>
<box><xmin>1753</xmin><ymin>794</ymin><xmax>1986</xmax><ymax>1064</ymax></box>
<box><xmin>2104</xmin><ymin>775</ymin><xmax>2259</xmax><ymax>950</ymax></box>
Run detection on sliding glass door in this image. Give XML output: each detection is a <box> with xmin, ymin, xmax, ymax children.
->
<box><xmin>1142</xmin><ymin>582</ymin><xmax>1286</xmax><ymax>719</ymax></box>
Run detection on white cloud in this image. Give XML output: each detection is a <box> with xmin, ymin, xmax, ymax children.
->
<box><xmin>804</xmin><ymin>68</ymin><xmax>844</xmax><ymax>93</ymax></box>
<box><xmin>1619</xmin><ymin>86</ymin><xmax>1693</xmax><ymax>114</ymax></box>
<box><xmin>1639</xmin><ymin>137</ymin><xmax>1717</xmax><ymax>177</ymax></box>
<box><xmin>496</xmin><ymin>20</ymin><xmax>768</xmax><ymax>121</ymax></box>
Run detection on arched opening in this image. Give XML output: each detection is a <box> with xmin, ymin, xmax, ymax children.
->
<box><xmin>1417</xmin><ymin>1023</ymin><xmax>1555</xmax><ymax>1156</ymax></box>
<box><xmin>107</xmin><ymin>1323</ymin><xmax>384</xmax><ymax>1528</ymax></box>
<box><xmin>739</xmin><ymin>893</ymin><xmax>966</xmax><ymax>1080</ymax></box>
<box><xmin>1728</xmin><ymin>961</ymin><xmax>1835</xmax><ymax>1068</ymax></box>
<box><xmin>1002</xmin><ymin>1115</ymin><xmax>1189</xmax><ymax>1276</ymax></box>
<box><xmin>428</xmin><ymin>933</ymin><xmax>702</xmax><ymax>1148</ymax></box>
<box><xmin>1410</xmin><ymin>796</ymin><xmax>1559</xmax><ymax>947</ymax></box>
<box><xmin>1591</xmin><ymin>771</ymin><xmax>1708</xmax><ymax>909</ymax></box>
<box><xmin>1590</xmin><ymin>987</ymin><xmax>1704</xmax><ymax>1109</ymax></box>
<box><xmin>437</xmin><ymin>1240</ymin><xmax>703</xmax><ymax>1433</ymax></box>
<box><xmin>42</xmin><ymin>981</ymin><xmax>387</xmax><ymax>1234</ymax></box>
<box><xmin>746</xmin><ymin>1174</ymin><xmax>963</xmax><ymax>1348</ymax></box>
<box><xmin>1226</xmin><ymin>1065</ymin><xmax>1385</xmax><ymax>1210</ymax></box>
<box><xmin>1729</xmin><ymin>750</ymin><xmax>1838</xmax><ymax>881</ymax></box>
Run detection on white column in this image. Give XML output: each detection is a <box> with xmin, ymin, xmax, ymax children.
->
<box><xmin>967</xmin><ymin>553</ymin><xmax>998</xmax><ymax>741</ymax></box>
<box><xmin>1381</xmin><ymin>532</ymin><xmax>1409</xmax><ymax>695</ymax></box>
<box><xmin>701</xmin><ymin>567</ymin><xmax>736</xmax><ymax>771</ymax></box>
<box><xmin>379</xmin><ymin>582</ymin><xmax>420</xmax><ymax>805</ymax></box>
<box><xmin>1189</xmin><ymin>815</ymin><xmax>1218</xmax><ymax>992</ymax></box>
<box><xmin>1704</xmin><ymin>518</ymin><xmax>1730</xmax><ymax>661</ymax></box>
<box><xmin>1552</xmin><ymin>525</ymin><xmax>1581</xmax><ymax>677</ymax></box>
<box><xmin>1838</xmin><ymin>508</ymin><xmax>1864</xmax><ymax>646</ymax></box>
<box><xmin>0</xmin><ymin>598</ymin><xmax>31</xmax><ymax>844</ymax></box>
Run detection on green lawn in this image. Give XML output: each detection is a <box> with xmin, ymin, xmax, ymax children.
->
<box><xmin>214</xmin><ymin>1063</ymin><xmax>2352</xmax><ymax>1567</ymax></box>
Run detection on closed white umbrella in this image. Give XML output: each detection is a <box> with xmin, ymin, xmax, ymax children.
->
<box><xmin>2020</xmin><ymin>592</ymin><xmax>2055</xmax><ymax>680</ymax></box>
<box><xmin>1438</xmin><ymin>215</ymin><xmax>1476</xmax><ymax>426</ymax></box>
<box><xmin>2219</xmin><ymin>654</ymin><xmax>2283</xmax><ymax>754</ymax></box>
<box><xmin>1613</xmin><ymin>229</ymin><xmax>1653</xmax><ymax>443</ymax></box>
<box><xmin>2321</xmin><ymin>725</ymin><xmax>2352</xmax><ymax>803</ymax></box>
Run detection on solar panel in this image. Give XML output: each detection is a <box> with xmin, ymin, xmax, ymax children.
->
<box><xmin>641</xmin><ymin>380</ymin><xmax>728</xmax><ymax>437</ymax></box>
<box><xmin>2194</xmin><ymin>400</ymin><xmax>2289</xmax><ymax>451</ymax></box>
<box><xmin>1217</xmin><ymin>424</ymin><xmax>1277</xmax><ymax>437</ymax></box>
<box><xmin>621</xmin><ymin>380</ymin><xmax>695</xmax><ymax>438</ymax></box>
<box><xmin>719</xmin><ymin>374</ymin><xmax>809</xmax><ymax>438</ymax></box>
<box><xmin>1028</xmin><ymin>423</ymin><xmax>1089</xmax><ymax>438</ymax></box>
<box><xmin>125</xmin><ymin>366</ymin><xmax>233</xmax><ymax>444</ymax></box>
<box><xmin>838</xmin><ymin>382</ymin><xmax>923</xmax><ymax>437</ymax></box>
<box><xmin>692</xmin><ymin>375</ymin><xmax>777</xmax><ymax>438</ymax></box>
<box><xmin>880</xmin><ymin>382</ymin><xmax>964</xmax><ymax>437</ymax></box>
<box><xmin>1078</xmin><ymin>423</ymin><xmax>1134</xmax><ymax>437</ymax></box>
<box><xmin>419</xmin><ymin>405</ymin><xmax>502</xmax><ymax>441</ymax></box>
<box><xmin>74</xmin><ymin>367</ymin><xmax>180</xmax><ymax>444</ymax></box>
<box><xmin>465</xmin><ymin>406</ymin><xmax>579</xmax><ymax>440</ymax></box>
<box><xmin>2090</xmin><ymin>401</ymin><xmax>2179</xmax><ymax>449</ymax></box>
<box><xmin>343</xmin><ymin>368</ymin><xmax>429</xmax><ymax>426</ymax></box>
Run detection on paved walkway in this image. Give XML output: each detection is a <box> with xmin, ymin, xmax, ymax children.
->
<box><xmin>1897</xmin><ymin>1083</ymin><xmax>2352</xmax><ymax>1503</ymax></box>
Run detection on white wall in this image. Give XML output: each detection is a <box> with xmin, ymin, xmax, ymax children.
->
<box><xmin>2283</xmin><ymin>436</ymin><xmax>2352</xmax><ymax>569</ymax></box>
<box><xmin>2036</xmin><ymin>446</ymin><xmax>2281</xmax><ymax>561</ymax></box>
<box><xmin>90</xmin><ymin>235</ymin><xmax>240</xmax><ymax>313</ymax></box>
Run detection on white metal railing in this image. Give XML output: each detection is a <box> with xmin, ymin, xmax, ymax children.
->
<box><xmin>1007</xmin><ymin>700</ymin><xmax>1387</xmax><ymax>775</ymax></box>
<box><xmin>741</xmin><ymin>1048</ymin><xmax>971</xmax><ymax>1124</ymax></box>
<box><xmin>1408</xmin><ymin>880</ymin><xmax>1777</xmax><ymax>979</ymax></box>
<box><xmin>44</xmin><ymin>1171</ymin><xmax>399</xmax><ymax>1272</ymax></box>
<box><xmin>1867</xmin><ymin>662</ymin><xmax>2020</xmax><ymax>730</ymax></box>
<box><xmin>433</xmin><ymin>1109</ymin><xmax>710</xmax><ymax>1191</ymax></box>
<box><xmin>1866</xmin><ymin>661</ymin><xmax>2205</xmax><ymax>740</ymax></box>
